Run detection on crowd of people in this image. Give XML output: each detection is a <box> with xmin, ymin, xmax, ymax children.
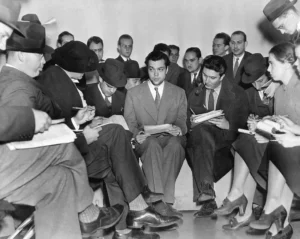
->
<box><xmin>1</xmin><ymin>0</ymin><xmax>300</xmax><ymax>239</ymax></box>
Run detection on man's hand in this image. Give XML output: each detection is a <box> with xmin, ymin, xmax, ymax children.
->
<box><xmin>247</xmin><ymin>118</ymin><xmax>258</xmax><ymax>132</ymax></box>
<box><xmin>136</xmin><ymin>131</ymin><xmax>150</xmax><ymax>144</ymax></box>
<box><xmin>86</xmin><ymin>106</ymin><xmax>95</xmax><ymax>121</ymax></box>
<box><xmin>273</xmin><ymin>116</ymin><xmax>295</xmax><ymax>133</ymax></box>
<box><xmin>73</xmin><ymin>106</ymin><xmax>95</xmax><ymax>125</ymax></box>
<box><xmin>208</xmin><ymin>116</ymin><xmax>229</xmax><ymax>130</ymax></box>
<box><xmin>32</xmin><ymin>109</ymin><xmax>52</xmax><ymax>133</ymax></box>
<box><xmin>90</xmin><ymin>116</ymin><xmax>105</xmax><ymax>128</ymax></box>
<box><xmin>273</xmin><ymin>130</ymin><xmax>300</xmax><ymax>148</ymax></box>
<box><xmin>83</xmin><ymin>125</ymin><xmax>102</xmax><ymax>145</ymax></box>
<box><xmin>254</xmin><ymin>133</ymin><xmax>269</xmax><ymax>144</ymax></box>
<box><xmin>167</xmin><ymin>125</ymin><xmax>182</xmax><ymax>136</ymax></box>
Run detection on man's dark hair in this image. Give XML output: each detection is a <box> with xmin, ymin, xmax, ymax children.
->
<box><xmin>214</xmin><ymin>32</ymin><xmax>230</xmax><ymax>46</ymax></box>
<box><xmin>153</xmin><ymin>43</ymin><xmax>171</xmax><ymax>56</ymax></box>
<box><xmin>117</xmin><ymin>34</ymin><xmax>133</xmax><ymax>45</ymax></box>
<box><xmin>169</xmin><ymin>44</ymin><xmax>180</xmax><ymax>52</ymax></box>
<box><xmin>231</xmin><ymin>30</ymin><xmax>247</xmax><ymax>42</ymax></box>
<box><xmin>145</xmin><ymin>50</ymin><xmax>170</xmax><ymax>68</ymax></box>
<box><xmin>87</xmin><ymin>36</ymin><xmax>104</xmax><ymax>48</ymax></box>
<box><xmin>202</xmin><ymin>55</ymin><xmax>227</xmax><ymax>76</ymax></box>
<box><xmin>57</xmin><ymin>31</ymin><xmax>74</xmax><ymax>45</ymax></box>
<box><xmin>185</xmin><ymin>47</ymin><xmax>202</xmax><ymax>59</ymax></box>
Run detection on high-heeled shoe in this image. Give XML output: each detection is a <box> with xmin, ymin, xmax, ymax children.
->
<box><xmin>222</xmin><ymin>212</ymin><xmax>255</xmax><ymax>230</ymax></box>
<box><xmin>214</xmin><ymin>194</ymin><xmax>248</xmax><ymax>216</ymax></box>
<box><xmin>265</xmin><ymin>224</ymin><xmax>293</xmax><ymax>239</ymax></box>
<box><xmin>249</xmin><ymin>205</ymin><xmax>287</xmax><ymax>232</ymax></box>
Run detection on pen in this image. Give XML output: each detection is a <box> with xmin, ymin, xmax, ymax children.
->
<box><xmin>190</xmin><ymin>108</ymin><xmax>196</xmax><ymax>115</ymax></box>
<box><xmin>72</xmin><ymin>107</ymin><xmax>84</xmax><ymax>110</ymax></box>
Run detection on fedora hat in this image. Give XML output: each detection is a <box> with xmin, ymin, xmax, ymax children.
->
<box><xmin>242</xmin><ymin>53</ymin><xmax>267</xmax><ymax>84</ymax></box>
<box><xmin>263</xmin><ymin>0</ymin><xmax>297</xmax><ymax>22</ymax></box>
<box><xmin>97</xmin><ymin>58</ymin><xmax>127</xmax><ymax>88</ymax></box>
<box><xmin>124</xmin><ymin>60</ymin><xmax>140</xmax><ymax>78</ymax></box>
<box><xmin>0</xmin><ymin>0</ymin><xmax>23</xmax><ymax>35</ymax></box>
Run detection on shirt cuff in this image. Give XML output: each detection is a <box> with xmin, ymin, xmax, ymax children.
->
<box><xmin>71</xmin><ymin>117</ymin><xmax>80</xmax><ymax>130</ymax></box>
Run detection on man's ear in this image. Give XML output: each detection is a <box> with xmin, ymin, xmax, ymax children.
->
<box><xmin>166</xmin><ymin>66</ymin><xmax>168</xmax><ymax>75</ymax></box>
<box><xmin>198</xmin><ymin>57</ymin><xmax>203</xmax><ymax>65</ymax></box>
<box><xmin>117</xmin><ymin>45</ymin><xmax>120</xmax><ymax>54</ymax></box>
<box><xmin>245</xmin><ymin>41</ymin><xmax>248</xmax><ymax>48</ymax></box>
<box><xmin>224</xmin><ymin>45</ymin><xmax>229</xmax><ymax>52</ymax></box>
<box><xmin>220</xmin><ymin>74</ymin><xmax>225</xmax><ymax>82</ymax></box>
<box><xmin>17</xmin><ymin>51</ymin><xmax>25</xmax><ymax>63</ymax></box>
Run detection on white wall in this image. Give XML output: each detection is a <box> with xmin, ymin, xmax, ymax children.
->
<box><xmin>20</xmin><ymin>0</ymin><xmax>294</xmax><ymax>67</ymax></box>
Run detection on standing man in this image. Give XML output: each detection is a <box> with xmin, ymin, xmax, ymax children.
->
<box><xmin>125</xmin><ymin>50</ymin><xmax>187</xmax><ymax>218</ymax></box>
<box><xmin>116</xmin><ymin>34</ymin><xmax>133</xmax><ymax>62</ymax></box>
<box><xmin>87</xmin><ymin>36</ymin><xmax>105</xmax><ymax>63</ymax></box>
<box><xmin>177</xmin><ymin>47</ymin><xmax>202</xmax><ymax>97</ymax></box>
<box><xmin>56</xmin><ymin>31</ymin><xmax>74</xmax><ymax>48</ymax></box>
<box><xmin>212</xmin><ymin>32</ymin><xmax>230</xmax><ymax>57</ymax></box>
<box><xmin>169</xmin><ymin>44</ymin><xmax>180</xmax><ymax>64</ymax></box>
<box><xmin>223</xmin><ymin>31</ymin><xmax>252</xmax><ymax>87</ymax></box>
<box><xmin>187</xmin><ymin>55</ymin><xmax>248</xmax><ymax>217</ymax></box>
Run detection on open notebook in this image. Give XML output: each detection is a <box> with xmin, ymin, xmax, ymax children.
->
<box><xmin>7</xmin><ymin>123</ymin><xmax>76</xmax><ymax>150</ymax></box>
<box><xmin>192</xmin><ymin>110</ymin><xmax>224</xmax><ymax>124</ymax></box>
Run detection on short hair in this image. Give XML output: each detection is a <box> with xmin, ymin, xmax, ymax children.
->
<box><xmin>269</xmin><ymin>42</ymin><xmax>296</xmax><ymax>65</ymax></box>
<box><xmin>153</xmin><ymin>43</ymin><xmax>171</xmax><ymax>55</ymax></box>
<box><xmin>185</xmin><ymin>47</ymin><xmax>202</xmax><ymax>59</ymax></box>
<box><xmin>57</xmin><ymin>31</ymin><xmax>74</xmax><ymax>45</ymax></box>
<box><xmin>214</xmin><ymin>32</ymin><xmax>230</xmax><ymax>46</ymax></box>
<box><xmin>118</xmin><ymin>34</ymin><xmax>133</xmax><ymax>46</ymax></box>
<box><xmin>231</xmin><ymin>30</ymin><xmax>247</xmax><ymax>42</ymax></box>
<box><xmin>202</xmin><ymin>55</ymin><xmax>227</xmax><ymax>76</ymax></box>
<box><xmin>87</xmin><ymin>36</ymin><xmax>104</xmax><ymax>48</ymax></box>
<box><xmin>169</xmin><ymin>44</ymin><xmax>180</xmax><ymax>52</ymax></box>
<box><xmin>145</xmin><ymin>50</ymin><xmax>170</xmax><ymax>68</ymax></box>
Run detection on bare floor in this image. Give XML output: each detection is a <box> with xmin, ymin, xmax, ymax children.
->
<box><xmin>102</xmin><ymin>211</ymin><xmax>300</xmax><ymax>239</ymax></box>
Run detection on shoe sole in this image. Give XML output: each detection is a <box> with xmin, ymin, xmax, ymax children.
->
<box><xmin>82</xmin><ymin>209</ymin><xmax>124</xmax><ymax>238</ymax></box>
<box><xmin>128</xmin><ymin>218</ymin><xmax>182</xmax><ymax>229</ymax></box>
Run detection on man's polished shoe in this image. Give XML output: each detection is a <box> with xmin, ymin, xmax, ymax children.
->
<box><xmin>194</xmin><ymin>200</ymin><xmax>217</xmax><ymax>218</ymax></box>
<box><xmin>215</xmin><ymin>194</ymin><xmax>248</xmax><ymax>216</ymax></box>
<box><xmin>127</xmin><ymin>206</ymin><xmax>181</xmax><ymax>228</ymax></box>
<box><xmin>80</xmin><ymin>204</ymin><xmax>124</xmax><ymax>237</ymax></box>
<box><xmin>142</xmin><ymin>186</ymin><xmax>163</xmax><ymax>204</ymax></box>
<box><xmin>112</xmin><ymin>229</ymin><xmax>160</xmax><ymax>239</ymax></box>
<box><xmin>152</xmin><ymin>202</ymin><xmax>182</xmax><ymax>219</ymax></box>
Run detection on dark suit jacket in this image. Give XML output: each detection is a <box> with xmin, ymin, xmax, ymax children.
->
<box><xmin>0</xmin><ymin>106</ymin><xmax>35</xmax><ymax>142</ymax></box>
<box><xmin>188</xmin><ymin>78</ymin><xmax>249</xmax><ymax>140</ymax></box>
<box><xmin>125</xmin><ymin>81</ymin><xmax>187</xmax><ymax>137</ymax></box>
<box><xmin>223</xmin><ymin>52</ymin><xmax>252</xmax><ymax>88</ymax></box>
<box><xmin>246</xmin><ymin>87</ymin><xmax>274</xmax><ymax>117</ymax></box>
<box><xmin>84</xmin><ymin>83</ymin><xmax>126</xmax><ymax>117</ymax></box>
<box><xmin>177</xmin><ymin>69</ymin><xmax>201</xmax><ymax>98</ymax></box>
<box><xmin>0</xmin><ymin>66</ymin><xmax>62</xmax><ymax>118</ymax></box>
<box><xmin>116</xmin><ymin>55</ymin><xmax>125</xmax><ymax>63</ymax></box>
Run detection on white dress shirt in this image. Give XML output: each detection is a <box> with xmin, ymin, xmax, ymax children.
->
<box><xmin>120</xmin><ymin>55</ymin><xmax>130</xmax><ymax>62</ymax></box>
<box><xmin>147</xmin><ymin>80</ymin><xmax>165</xmax><ymax>100</ymax></box>
<box><xmin>205</xmin><ymin>83</ymin><xmax>222</xmax><ymax>110</ymax></box>
<box><xmin>190</xmin><ymin>69</ymin><xmax>201</xmax><ymax>84</ymax></box>
<box><xmin>98</xmin><ymin>84</ymin><xmax>112</xmax><ymax>103</ymax></box>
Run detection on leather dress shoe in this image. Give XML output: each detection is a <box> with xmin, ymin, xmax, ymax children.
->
<box><xmin>153</xmin><ymin>202</ymin><xmax>182</xmax><ymax>219</ymax></box>
<box><xmin>80</xmin><ymin>204</ymin><xmax>124</xmax><ymax>238</ymax></box>
<box><xmin>127</xmin><ymin>206</ymin><xmax>180</xmax><ymax>228</ymax></box>
<box><xmin>215</xmin><ymin>194</ymin><xmax>248</xmax><ymax>216</ymax></box>
<box><xmin>265</xmin><ymin>224</ymin><xmax>293</xmax><ymax>239</ymax></box>
<box><xmin>222</xmin><ymin>213</ymin><xmax>255</xmax><ymax>230</ymax></box>
<box><xmin>112</xmin><ymin>229</ymin><xmax>160</xmax><ymax>239</ymax></box>
<box><xmin>142</xmin><ymin>186</ymin><xmax>163</xmax><ymax>204</ymax></box>
<box><xmin>194</xmin><ymin>200</ymin><xmax>217</xmax><ymax>218</ymax></box>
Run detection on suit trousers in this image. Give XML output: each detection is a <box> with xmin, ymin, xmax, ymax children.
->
<box><xmin>136</xmin><ymin>135</ymin><xmax>186</xmax><ymax>204</ymax></box>
<box><xmin>0</xmin><ymin>143</ymin><xmax>93</xmax><ymax>239</ymax></box>
<box><xmin>86</xmin><ymin>124</ymin><xmax>146</xmax><ymax>230</ymax></box>
<box><xmin>188</xmin><ymin>123</ymin><xmax>235</xmax><ymax>199</ymax></box>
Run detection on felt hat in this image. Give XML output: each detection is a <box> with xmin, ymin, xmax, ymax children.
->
<box><xmin>263</xmin><ymin>0</ymin><xmax>297</xmax><ymax>22</ymax></box>
<box><xmin>242</xmin><ymin>53</ymin><xmax>267</xmax><ymax>84</ymax></box>
<box><xmin>52</xmin><ymin>41</ymin><xmax>90</xmax><ymax>73</ymax></box>
<box><xmin>0</xmin><ymin>0</ymin><xmax>23</xmax><ymax>35</ymax></box>
<box><xmin>124</xmin><ymin>60</ymin><xmax>140</xmax><ymax>78</ymax></box>
<box><xmin>97</xmin><ymin>58</ymin><xmax>127</xmax><ymax>88</ymax></box>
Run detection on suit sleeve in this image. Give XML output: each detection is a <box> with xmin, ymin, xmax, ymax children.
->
<box><xmin>124</xmin><ymin>90</ymin><xmax>140</xmax><ymax>137</ymax></box>
<box><xmin>0</xmin><ymin>106</ymin><xmax>35</xmax><ymax>142</ymax></box>
<box><xmin>174</xmin><ymin>90</ymin><xmax>188</xmax><ymax>135</ymax></box>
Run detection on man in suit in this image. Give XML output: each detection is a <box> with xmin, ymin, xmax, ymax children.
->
<box><xmin>39</xmin><ymin>41</ymin><xmax>179</xmax><ymax>239</ymax></box>
<box><xmin>169</xmin><ymin>44</ymin><xmax>180</xmax><ymax>64</ymax></box>
<box><xmin>125</xmin><ymin>50</ymin><xmax>187</xmax><ymax>218</ymax></box>
<box><xmin>87</xmin><ymin>36</ymin><xmax>105</xmax><ymax>63</ymax></box>
<box><xmin>223</xmin><ymin>31</ymin><xmax>252</xmax><ymax>88</ymax></box>
<box><xmin>177</xmin><ymin>47</ymin><xmax>202</xmax><ymax>97</ymax></box>
<box><xmin>0</xmin><ymin>8</ymin><xmax>123</xmax><ymax>239</ymax></box>
<box><xmin>116</xmin><ymin>34</ymin><xmax>133</xmax><ymax>62</ymax></box>
<box><xmin>187</xmin><ymin>55</ymin><xmax>249</xmax><ymax>217</ymax></box>
<box><xmin>84</xmin><ymin>58</ymin><xmax>126</xmax><ymax>117</ymax></box>
<box><xmin>212</xmin><ymin>32</ymin><xmax>230</xmax><ymax>57</ymax></box>
<box><xmin>124</xmin><ymin>59</ymin><xmax>142</xmax><ymax>90</ymax></box>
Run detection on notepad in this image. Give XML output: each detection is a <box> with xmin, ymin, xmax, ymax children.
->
<box><xmin>7</xmin><ymin>124</ymin><xmax>76</xmax><ymax>150</ymax></box>
<box><xmin>100</xmin><ymin>115</ymin><xmax>129</xmax><ymax>130</ymax></box>
<box><xmin>192</xmin><ymin>110</ymin><xmax>224</xmax><ymax>124</ymax></box>
<box><xmin>144</xmin><ymin>124</ymin><xmax>173</xmax><ymax>135</ymax></box>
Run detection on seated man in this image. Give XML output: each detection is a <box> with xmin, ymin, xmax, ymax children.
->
<box><xmin>38</xmin><ymin>41</ymin><xmax>180</xmax><ymax>238</ymax></box>
<box><xmin>124</xmin><ymin>59</ymin><xmax>142</xmax><ymax>90</ymax></box>
<box><xmin>125</xmin><ymin>50</ymin><xmax>187</xmax><ymax>218</ymax></box>
<box><xmin>187</xmin><ymin>55</ymin><xmax>249</xmax><ymax>216</ymax></box>
<box><xmin>84</xmin><ymin>58</ymin><xmax>126</xmax><ymax>117</ymax></box>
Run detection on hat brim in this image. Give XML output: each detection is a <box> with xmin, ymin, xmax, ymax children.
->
<box><xmin>99</xmin><ymin>66</ymin><xmax>127</xmax><ymax>88</ymax></box>
<box><xmin>242</xmin><ymin>70</ymin><xmax>265</xmax><ymax>84</ymax></box>
<box><xmin>0</xmin><ymin>19</ymin><xmax>24</xmax><ymax>37</ymax></box>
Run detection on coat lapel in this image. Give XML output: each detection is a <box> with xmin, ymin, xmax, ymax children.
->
<box><xmin>216</xmin><ymin>78</ymin><xmax>234</xmax><ymax>110</ymax></box>
<box><xmin>157</xmin><ymin>82</ymin><xmax>173</xmax><ymax>124</ymax></box>
<box><xmin>139</xmin><ymin>83</ymin><xmax>158</xmax><ymax>122</ymax></box>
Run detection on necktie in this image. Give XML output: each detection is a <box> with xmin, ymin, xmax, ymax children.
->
<box><xmin>233</xmin><ymin>57</ymin><xmax>239</xmax><ymax>77</ymax></box>
<box><xmin>208</xmin><ymin>89</ymin><xmax>214</xmax><ymax>111</ymax></box>
<box><xmin>154</xmin><ymin>87</ymin><xmax>160</xmax><ymax>109</ymax></box>
<box><xmin>193</xmin><ymin>73</ymin><xmax>198</xmax><ymax>87</ymax></box>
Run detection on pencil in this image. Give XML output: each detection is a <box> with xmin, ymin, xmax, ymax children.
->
<box><xmin>72</xmin><ymin>107</ymin><xmax>84</xmax><ymax>110</ymax></box>
<box><xmin>190</xmin><ymin>108</ymin><xmax>196</xmax><ymax>115</ymax></box>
